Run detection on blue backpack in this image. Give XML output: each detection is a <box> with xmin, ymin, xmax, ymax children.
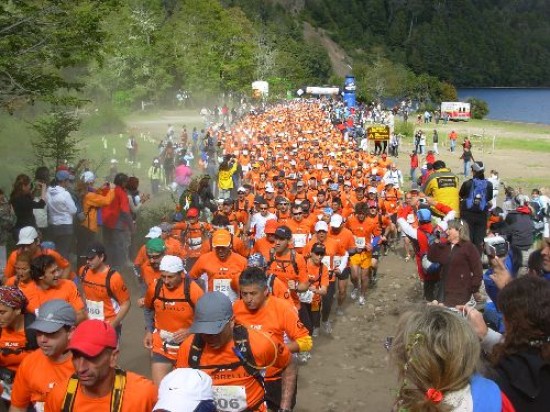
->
<box><xmin>466</xmin><ymin>178</ymin><xmax>489</xmax><ymax>211</ymax></box>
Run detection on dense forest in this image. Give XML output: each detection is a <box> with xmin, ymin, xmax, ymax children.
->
<box><xmin>2</xmin><ymin>0</ymin><xmax>548</xmax><ymax>114</ymax></box>
<box><xmin>303</xmin><ymin>0</ymin><xmax>550</xmax><ymax>87</ymax></box>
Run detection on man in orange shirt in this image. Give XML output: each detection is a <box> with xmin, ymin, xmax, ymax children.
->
<box><xmin>78</xmin><ymin>242</ymin><xmax>131</xmax><ymax>335</ymax></box>
<box><xmin>176</xmin><ymin>292</ymin><xmax>290</xmax><ymax>412</ymax></box>
<box><xmin>25</xmin><ymin>255</ymin><xmax>86</xmax><ymax>322</ymax></box>
<box><xmin>4</xmin><ymin>226</ymin><xmax>71</xmax><ymax>280</ymax></box>
<box><xmin>172</xmin><ymin>207</ymin><xmax>211</xmax><ymax>271</ymax></box>
<box><xmin>188</xmin><ymin>230</ymin><xmax>247</xmax><ymax>302</ymax></box>
<box><xmin>285</xmin><ymin>205</ymin><xmax>312</xmax><ymax>254</ymax></box>
<box><xmin>11</xmin><ymin>300</ymin><xmax>76</xmax><ymax>412</ymax></box>
<box><xmin>264</xmin><ymin>226</ymin><xmax>309</xmax><ymax>310</ymax></box>
<box><xmin>45</xmin><ymin>319</ymin><xmax>157</xmax><ymax>412</ymax></box>
<box><xmin>234</xmin><ymin>268</ymin><xmax>311</xmax><ymax>412</ymax></box>
<box><xmin>143</xmin><ymin>255</ymin><xmax>203</xmax><ymax>385</ymax></box>
<box><xmin>252</xmin><ymin>219</ymin><xmax>278</xmax><ymax>261</ymax></box>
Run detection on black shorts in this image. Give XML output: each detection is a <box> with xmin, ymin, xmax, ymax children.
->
<box><xmin>390</xmin><ymin>213</ymin><xmax>397</xmax><ymax>225</ymax></box>
<box><xmin>265</xmin><ymin>378</ymin><xmax>297</xmax><ymax>411</ymax></box>
<box><xmin>151</xmin><ymin>351</ymin><xmax>176</xmax><ymax>364</ymax></box>
<box><xmin>336</xmin><ymin>267</ymin><xmax>351</xmax><ymax>280</ymax></box>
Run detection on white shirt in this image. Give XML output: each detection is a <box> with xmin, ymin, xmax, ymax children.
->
<box><xmin>250</xmin><ymin>212</ymin><xmax>277</xmax><ymax>239</ymax></box>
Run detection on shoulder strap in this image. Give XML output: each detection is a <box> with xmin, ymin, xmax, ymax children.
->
<box><xmin>105</xmin><ymin>268</ymin><xmax>116</xmax><ymax>300</ymax></box>
<box><xmin>267</xmin><ymin>274</ymin><xmax>276</xmax><ymax>295</ymax></box>
<box><xmin>153</xmin><ymin>279</ymin><xmax>164</xmax><ymax>304</ymax></box>
<box><xmin>61</xmin><ymin>375</ymin><xmax>79</xmax><ymax>412</ymax></box>
<box><xmin>152</xmin><ymin>278</ymin><xmax>194</xmax><ymax>308</ymax></box>
<box><xmin>23</xmin><ymin>312</ymin><xmax>38</xmax><ymax>350</ymax></box>
<box><xmin>188</xmin><ymin>334</ymin><xmax>205</xmax><ymax>368</ymax></box>
<box><xmin>232</xmin><ymin>324</ymin><xmax>262</xmax><ymax>384</ymax></box>
<box><xmin>290</xmin><ymin>248</ymin><xmax>298</xmax><ymax>274</ymax></box>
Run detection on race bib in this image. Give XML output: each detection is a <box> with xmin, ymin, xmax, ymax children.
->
<box><xmin>212</xmin><ymin>385</ymin><xmax>247</xmax><ymax>412</ymax></box>
<box><xmin>333</xmin><ymin>256</ymin><xmax>342</xmax><ymax>268</ymax></box>
<box><xmin>34</xmin><ymin>402</ymin><xmax>45</xmax><ymax>412</ymax></box>
<box><xmin>321</xmin><ymin>256</ymin><xmax>331</xmax><ymax>270</ymax></box>
<box><xmin>86</xmin><ymin>300</ymin><xmax>105</xmax><ymax>320</ymax></box>
<box><xmin>227</xmin><ymin>225</ymin><xmax>235</xmax><ymax>235</ymax></box>
<box><xmin>354</xmin><ymin>236</ymin><xmax>366</xmax><ymax>249</ymax></box>
<box><xmin>213</xmin><ymin>279</ymin><xmax>237</xmax><ymax>302</ymax></box>
<box><xmin>188</xmin><ymin>236</ymin><xmax>202</xmax><ymax>250</ymax></box>
<box><xmin>299</xmin><ymin>290</ymin><xmax>314</xmax><ymax>304</ymax></box>
<box><xmin>293</xmin><ymin>234</ymin><xmax>307</xmax><ymax>248</ymax></box>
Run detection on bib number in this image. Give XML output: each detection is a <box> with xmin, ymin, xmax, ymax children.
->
<box><xmin>333</xmin><ymin>256</ymin><xmax>342</xmax><ymax>268</ymax></box>
<box><xmin>86</xmin><ymin>300</ymin><xmax>105</xmax><ymax>320</ymax></box>
<box><xmin>212</xmin><ymin>385</ymin><xmax>247</xmax><ymax>412</ymax></box>
<box><xmin>188</xmin><ymin>236</ymin><xmax>202</xmax><ymax>250</ymax></box>
<box><xmin>293</xmin><ymin>234</ymin><xmax>307</xmax><ymax>248</ymax></box>
<box><xmin>354</xmin><ymin>236</ymin><xmax>366</xmax><ymax>249</ymax></box>
<box><xmin>213</xmin><ymin>279</ymin><xmax>237</xmax><ymax>302</ymax></box>
<box><xmin>321</xmin><ymin>256</ymin><xmax>331</xmax><ymax>270</ymax></box>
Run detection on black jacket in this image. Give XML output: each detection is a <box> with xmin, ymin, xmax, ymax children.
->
<box><xmin>495</xmin><ymin>350</ymin><xmax>550</xmax><ymax>412</ymax></box>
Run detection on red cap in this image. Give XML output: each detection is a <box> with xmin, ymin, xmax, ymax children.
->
<box><xmin>186</xmin><ymin>207</ymin><xmax>199</xmax><ymax>218</ymax></box>
<box><xmin>68</xmin><ymin>319</ymin><xmax>118</xmax><ymax>356</ymax></box>
<box><xmin>264</xmin><ymin>219</ymin><xmax>278</xmax><ymax>235</ymax></box>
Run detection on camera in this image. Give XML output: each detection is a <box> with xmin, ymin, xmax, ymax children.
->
<box><xmin>483</xmin><ymin>236</ymin><xmax>509</xmax><ymax>258</ymax></box>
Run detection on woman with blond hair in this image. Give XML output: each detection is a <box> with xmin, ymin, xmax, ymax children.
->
<box><xmin>427</xmin><ymin>219</ymin><xmax>484</xmax><ymax>306</ymax></box>
<box><xmin>390</xmin><ymin>306</ymin><xmax>514</xmax><ymax>412</ymax></box>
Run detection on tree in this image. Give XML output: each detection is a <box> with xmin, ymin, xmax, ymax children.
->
<box><xmin>31</xmin><ymin>111</ymin><xmax>82</xmax><ymax>170</ymax></box>
<box><xmin>0</xmin><ymin>1</ymin><xmax>115</xmax><ymax>113</ymax></box>
<box><xmin>467</xmin><ymin>97</ymin><xmax>490</xmax><ymax>120</ymax></box>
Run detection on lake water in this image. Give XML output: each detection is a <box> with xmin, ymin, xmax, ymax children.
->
<box><xmin>457</xmin><ymin>88</ymin><xmax>550</xmax><ymax>125</ymax></box>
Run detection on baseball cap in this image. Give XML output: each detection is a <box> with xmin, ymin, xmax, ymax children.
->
<box><xmin>55</xmin><ymin>170</ymin><xmax>71</xmax><ymax>182</ymax></box>
<box><xmin>276</xmin><ymin>196</ymin><xmax>289</xmax><ymax>205</ymax></box>
<box><xmin>237</xmin><ymin>186</ymin><xmax>246</xmax><ymax>193</ymax></box>
<box><xmin>186</xmin><ymin>207</ymin><xmax>199</xmax><ymax>218</ymax></box>
<box><xmin>311</xmin><ymin>243</ymin><xmax>327</xmax><ymax>256</ymax></box>
<box><xmin>28</xmin><ymin>300</ymin><xmax>76</xmax><ymax>333</ymax></box>
<box><xmin>68</xmin><ymin>319</ymin><xmax>118</xmax><ymax>356</ymax></box>
<box><xmin>159</xmin><ymin>255</ymin><xmax>185</xmax><ymax>273</ymax></box>
<box><xmin>17</xmin><ymin>226</ymin><xmax>39</xmax><ymax>245</ymax></box>
<box><xmin>189</xmin><ymin>292</ymin><xmax>233</xmax><ymax>335</ymax></box>
<box><xmin>145</xmin><ymin>226</ymin><xmax>162</xmax><ymax>239</ymax></box>
<box><xmin>159</xmin><ymin>222</ymin><xmax>173</xmax><ymax>233</ymax></box>
<box><xmin>247</xmin><ymin>253</ymin><xmax>267</xmax><ymax>268</ymax></box>
<box><xmin>315</xmin><ymin>221</ymin><xmax>329</xmax><ymax>232</ymax></box>
<box><xmin>472</xmin><ymin>161</ymin><xmax>485</xmax><ymax>172</ymax></box>
<box><xmin>81</xmin><ymin>171</ymin><xmax>95</xmax><ymax>184</ymax></box>
<box><xmin>296</xmin><ymin>181</ymin><xmax>305</xmax><ymax>187</ymax></box>
<box><xmin>212</xmin><ymin>230</ymin><xmax>232</xmax><ymax>247</ymax></box>
<box><xmin>222</xmin><ymin>198</ymin><xmax>233</xmax><ymax>206</ymax></box>
<box><xmin>86</xmin><ymin>241</ymin><xmax>106</xmax><ymax>259</ymax></box>
<box><xmin>264</xmin><ymin>219</ymin><xmax>278</xmax><ymax>235</ymax></box>
<box><xmin>367</xmin><ymin>187</ymin><xmax>377</xmax><ymax>194</ymax></box>
<box><xmin>146</xmin><ymin>238</ymin><xmax>166</xmax><ymax>254</ymax></box>
<box><xmin>154</xmin><ymin>369</ymin><xmax>214</xmax><ymax>412</ymax></box>
<box><xmin>417</xmin><ymin>208</ymin><xmax>432</xmax><ymax>222</ymax></box>
<box><xmin>265</xmin><ymin>186</ymin><xmax>275</xmax><ymax>193</ymax></box>
<box><xmin>274</xmin><ymin>225</ymin><xmax>292</xmax><ymax>240</ymax></box>
<box><xmin>330</xmin><ymin>214</ymin><xmax>343</xmax><ymax>228</ymax></box>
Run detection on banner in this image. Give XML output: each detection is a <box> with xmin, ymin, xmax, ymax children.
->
<box><xmin>343</xmin><ymin>75</ymin><xmax>356</xmax><ymax>108</ymax></box>
<box><xmin>367</xmin><ymin>125</ymin><xmax>390</xmax><ymax>142</ymax></box>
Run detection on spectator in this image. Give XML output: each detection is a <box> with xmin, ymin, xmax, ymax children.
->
<box><xmin>9</xmin><ymin>174</ymin><xmax>47</xmax><ymax>241</ymax></box>
<box><xmin>409</xmin><ymin>151</ymin><xmax>419</xmax><ymax>182</ymax></box>
<box><xmin>46</xmin><ymin>170</ymin><xmax>77</xmax><ymax>259</ymax></box>
<box><xmin>460</xmin><ymin>146</ymin><xmax>475</xmax><ymax>177</ymax></box>
<box><xmin>448</xmin><ymin>130</ymin><xmax>458</xmax><ymax>152</ymax></box>
<box><xmin>148</xmin><ymin>158</ymin><xmax>165</xmax><ymax>195</ymax></box>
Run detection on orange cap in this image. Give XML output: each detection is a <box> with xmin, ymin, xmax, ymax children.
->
<box><xmin>264</xmin><ymin>219</ymin><xmax>278</xmax><ymax>235</ymax></box>
<box><xmin>212</xmin><ymin>229</ymin><xmax>232</xmax><ymax>247</ymax></box>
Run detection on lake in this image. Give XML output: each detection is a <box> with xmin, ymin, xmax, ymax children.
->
<box><xmin>457</xmin><ymin>88</ymin><xmax>550</xmax><ymax>125</ymax></box>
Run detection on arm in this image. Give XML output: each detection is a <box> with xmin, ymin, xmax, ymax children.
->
<box><xmin>396</xmin><ymin>217</ymin><xmax>418</xmax><ymax>240</ymax></box>
<box><xmin>110</xmin><ymin>299</ymin><xmax>130</xmax><ymax>329</ymax></box>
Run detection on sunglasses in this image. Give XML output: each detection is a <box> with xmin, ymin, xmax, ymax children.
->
<box><xmin>293</xmin><ymin>212</ymin><xmax>303</xmax><ymax>216</ymax></box>
<box><xmin>147</xmin><ymin>254</ymin><xmax>163</xmax><ymax>259</ymax></box>
<box><xmin>260</xmin><ymin>207</ymin><xmax>268</xmax><ymax>211</ymax></box>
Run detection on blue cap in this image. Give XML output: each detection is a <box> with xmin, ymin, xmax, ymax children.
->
<box><xmin>247</xmin><ymin>253</ymin><xmax>267</xmax><ymax>268</ymax></box>
<box><xmin>55</xmin><ymin>170</ymin><xmax>71</xmax><ymax>181</ymax></box>
<box><xmin>417</xmin><ymin>208</ymin><xmax>432</xmax><ymax>223</ymax></box>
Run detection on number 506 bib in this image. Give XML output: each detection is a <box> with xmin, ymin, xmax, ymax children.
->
<box><xmin>213</xmin><ymin>385</ymin><xmax>247</xmax><ymax>412</ymax></box>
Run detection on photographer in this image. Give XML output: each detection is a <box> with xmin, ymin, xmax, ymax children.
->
<box><xmin>217</xmin><ymin>154</ymin><xmax>238</xmax><ymax>200</ymax></box>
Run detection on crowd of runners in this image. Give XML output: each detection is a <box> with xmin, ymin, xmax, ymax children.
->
<box><xmin>0</xmin><ymin>98</ymin><xmax>549</xmax><ymax>412</ymax></box>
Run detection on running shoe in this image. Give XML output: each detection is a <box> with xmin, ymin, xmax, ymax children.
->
<box><xmin>336</xmin><ymin>307</ymin><xmax>344</xmax><ymax>316</ymax></box>
<box><xmin>358</xmin><ymin>296</ymin><xmax>366</xmax><ymax>306</ymax></box>
<box><xmin>312</xmin><ymin>327</ymin><xmax>320</xmax><ymax>338</ymax></box>
<box><xmin>322</xmin><ymin>321</ymin><xmax>332</xmax><ymax>335</ymax></box>
<box><xmin>350</xmin><ymin>288</ymin><xmax>359</xmax><ymax>300</ymax></box>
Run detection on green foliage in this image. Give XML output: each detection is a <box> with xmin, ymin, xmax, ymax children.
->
<box><xmin>79</xmin><ymin>105</ymin><xmax>126</xmax><ymax>135</ymax></box>
<box><xmin>395</xmin><ymin>120</ymin><xmax>414</xmax><ymax>137</ymax></box>
<box><xmin>467</xmin><ymin>98</ymin><xmax>490</xmax><ymax>120</ymax></box>
<box><xmin>0</xmin><ymin>0</ymin><xmax>114</xmax><ymax>113</ymax></box>
<box><xmin>30</xmin><ymin>111</ymin><xmax>82</xmax><ymax>170</ymax></box>
<box><xmin>438</xmin><ymin>82</ymin><xmax>458</xmax><ymax>102</ymax></box>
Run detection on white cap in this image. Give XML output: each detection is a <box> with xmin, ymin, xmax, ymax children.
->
<box><xmin>368</xmin><ymin>187</ymin><xmax>377</xmax><ymax>194</ymax></box>
<box><xmin>17</xmin><ymin>226</ymin><xmax>39</xmax><ymax>245</ymax></box>
<box><xmin>330</xmin><ymin>214</ymin><xmax>343</xmax><ymax>228</ymax></box>
<box><xmin>154</xmin><ymin>368</ymin><xmax>213</xmax><ymax>412</ymax></box>
<box><xmin>81</xmin><ymin>171</ymin><xmax>95</xmax><ymax>184</ymax></box>
<box><xmin>145</xmin><ymin>226</ymin><xmax>162</xmax><ymax>239</ymax></box>
<box><xmin>159</xmin><ymin>255</ymin><xmax>185</xmax><ymax>273</ymax></box>
<box><xmin>315</xmin><ymin>221</ymin><xmax>329</xmax><ymax>232</ymax></box>
<box><xmin>265</xmin><ymin>186</ymin><xmax>275</xmax><ymax>193</ymax></box>
<box><xmin>237</xmin><ymin>186</ymin><xmax>246</xmax><ymax>193</ymax></box>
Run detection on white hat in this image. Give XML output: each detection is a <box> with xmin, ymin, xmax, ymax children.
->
<box><xmin>265</xmin><ymin>186</ymin><xmax>275</xmax><ymax>193</ymax></box>
<box><xmin>145</xmin><ymin>226</ymin><xmax>162</xmax><ymax>239</ymax></box>
<box><xmin>237</xmin><ymin>186</ymin><xmax>246</xmax><ymax>193</ymax></box>
<box><xmin>110</xmin><ymin>159</ymin><xmax>118</xmax><ymax>164</ymax></box>
<box><xmin>154</xmin><ymin>368</ymin><xmax>213</xmax><ymax>412</ymax></box>
<box><xmin>81</xmin><ymin>171</ymin><xmax>95</xmax><ymax>184</ymax></box>
<box><xmin>17</xmin><ymin>226</ymin><xmax>39</xmax><ymax>245</ymax></box>
<box><xmin>368</xmin><ymin>187</ymin><xmax>377</xmax><ymax>194</ymax></box>
<box><xmin>315</xmin><ymin>221</ymin><xmax>329</xmax><ymax>232</ymax></box>
<box><xmin>330</xmin><ymin>214</ymin><xmax>343</xmax><ymax>228</ymax></box>
<box><xmin>159</xmin><ymin>255</ymin><xmax>185</xmax><ymax>273</ymax></box>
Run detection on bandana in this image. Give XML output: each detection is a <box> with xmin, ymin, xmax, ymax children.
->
<box><xmin>0</xmin><ymin>287</ymin><xmax>28</xmax><ymax>310</ymax></box>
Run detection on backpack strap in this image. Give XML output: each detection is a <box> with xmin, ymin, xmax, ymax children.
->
<box><xmin>232</xmin><ymin>324</ymin><xmax>263</xmax><ymax>386</ymax></box>
<box><xmin>81</xmin><ymin>266</ymin><xmax>117</xmax><ymax>301</ymax></box>
<box><xmin>152</xmin><ymin>278</ymin><xmax>194</xmax><ymax>309</ymax></box>
<box><xmin>23</xmin><ymin>312</ymin><xmax>38</xmax><ymax>350</ymax></box>
<box><xmin>266</xmin><ymin>274</ymin><xmax>276</xmax><ymax>295</ymax></box>
<box><xmin>61</xmin><ymin>375</ymin><xmax>79</xmax><ymax>412</ymax></box>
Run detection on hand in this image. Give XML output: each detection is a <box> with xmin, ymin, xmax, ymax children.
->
<box><xmin>365</xmin><ymin>243</ymin><xmax>373</xmax><ymax>252</ymax></box>
<box><xmin>143</xmin><ymin>331</ymin><xmax>153</xmax><ymax>349</ymax></box>
<box><xmin>172</xmin><ymin>328</ymin><xmax>190</xmax><ymax>344</ymax></box>
<box><xmin>457</xmin><ymin>305</ymin><xmax>488</xmax><ymax>340</ymax></box>
<box><xmin>489</xmin><ymin>257</ymin><xmax>513</xmax><ymax>290</ymax></box>
<box><xmin>137</xmin><ymin>297</ymin><xmax>145</xmax><ymax>308</ymax></box>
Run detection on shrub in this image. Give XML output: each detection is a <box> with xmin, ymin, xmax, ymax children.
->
<box><xmin>467</xmin><ymin>97</ymin><xmax>490</xmax><ymax>120</ymax></box>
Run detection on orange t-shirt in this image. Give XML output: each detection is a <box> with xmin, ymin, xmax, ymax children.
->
<box><xmin>5</xmin><ymin>248</ymin><xmax>69</xmax><ymax>279</ymax></box>
<box><xmin>345</xmin><ymin>215</ymin><xmax>379</xmax><ymax>250</ymax></box>
<box><xmin>78</xmin><ymin>266</ymin><xmax>130</xmax><ymax>322</ymax></box>
<box><xmin>265</xmin><ymin>250</ymin><xmax>308</xmax><ymax>308</ymax></box>
<box><xmin>188</xmin><ymin>251</ymin><xmax>247</xmax><ymax>301</ymax></box>
<box><xmin>144</xmin><ymin>279</ymin><xmax>204</xmax><ymax>360</ymax></box>
<box><xmin>285</xmin><ymin>219</ymin><xmax>312</xmax><ymax>253</ymax></box>
<box><xmin>133</xmin><ymin>236</ymin><xmax>187</xmax><ymax>267</ymax></box>
<box><xmin>302</xmin><ymin>237</ymin><xmax>346</xmax><ymax>282</ymax></box>
<box><xmin>25</xmin><ymin>280</ymin><xmax>85</xmax><ymax>316</ymax></box>
<box><xmin>0</xmin><ymin>325</ymin><xmax>30</xmax><ymax>372</ymax></box>
<box><xmin>304</xmin><ymin>261</ymin><xmax>329</xmax><ymax>304</ymax></box>
<box><xmin>176</xmin><ymin>327</ymin><xmax>290</xmax><ymax>412</ymax></box>
<box><xmin>251</xmin><ymin>237</ymin><xmax>276</xmax><ymax>261</ymax></box>
<box><xmin>11</xmin><ymin>350</ymin><xmax>74</xmax><ymax>409</ymax></box>
<box><xmin>138</xmin><ymin>262</ymin><xmax>161</xmax><ymax>290</ymax></box>
<box><xmin>44</xmin><ymin>371</ymin><xmax>157</xmax><ymax>412</ymax></box>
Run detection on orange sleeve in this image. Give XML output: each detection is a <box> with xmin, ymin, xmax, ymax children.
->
<box><xmin>10</xmin><ymin>357</ymin><xmax>32</xmax><ymax>407</ymax></box>
<box><xmin>175</xmin><ymin>336</ymin><xmax>193</xmax><ymax>368</ymax></box>
<box><xmin>143</xmin><ymin>282</ymin><xmax>155</xmax><ymax>309</ymax></box>
<box><xmin>189</xmin><ymin>280</ymin><xmax>204</xmax><ymax>305</ymax></box>
<box><xmin>4</xmin><ymin>251</ymin><xmax>17</xmax><ymax>279</ymax></box>
<box><xmin>280</xmin><ymin>300</ymin><xmax>309</xmax><ymax>341</ymax></box>
<box><xmin>188</xmin><ymin>255</ymin><xmax>206</xmax><ymax>279</ymax></box>
<box><xmin>233</xmin><ymin>237</ymin><xmax>250</xmax><ymax>258</ymax></box>
<box><xmin>65</xmin><ymin>281</ymin><xmax>85</xmax><ymax>312</ymax></box>
<box><xmin>110</xmin><ymin>272</ymin><xmax>130</xmax><ymax>304</ymax></box>
<box><xmin>296</xmin><ymin>254</ymin><xmax>309</xmax><ymax>284</ymax></box>
<box><xmin>134</xmin><ymin>245</ymin><xmax>147</xmax><ymax>267</ymax></box>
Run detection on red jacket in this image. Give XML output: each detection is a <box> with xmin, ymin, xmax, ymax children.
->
<box><xmin>102</xmin><ymin>186</ymin><xmax>131</xmax><ymax>229</ymax></box>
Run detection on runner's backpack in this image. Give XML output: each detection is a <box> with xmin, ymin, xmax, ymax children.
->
<box><xmin>465</xmin><ymin>178</ymin><xmax>489</xmax><ymax>211</ymax></box>
<box><xmin>152</xmin><ymin>277</ymin><xmax>194</xmax><ymax>309</ymax></box>
<box><xmin>267</xmin><ymin>248</ymin><xmax>299</xmax><ymax>275</ymax></box>
<box><xmin>417</xmin><ymin>228</ymin><xmax>441</xmax><ymax>276</ymax></box>
<box><xmin>80</xmin><ymin>266</ymin><xmax>117</xmax><ymax>300</ymax></box>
